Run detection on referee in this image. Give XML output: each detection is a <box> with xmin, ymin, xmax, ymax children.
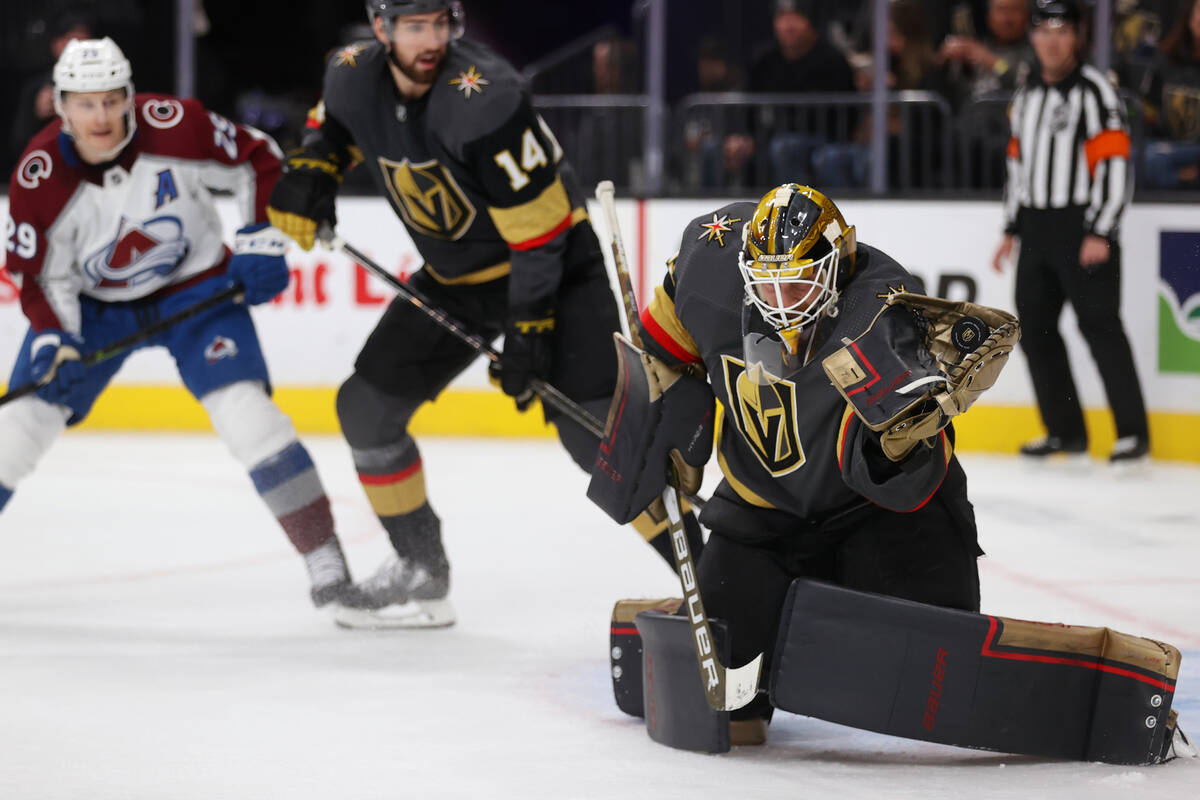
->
<box><xmin>991</xmin><ymin>0</ymin><xmax>1150</xmax><ymax>467</ymax></box>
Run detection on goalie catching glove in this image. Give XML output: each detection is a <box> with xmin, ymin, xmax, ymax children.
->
<box><xmin>822</xmin><ymin>292</ymin><xmax>1019</xmax><ymax>461</ymax></box>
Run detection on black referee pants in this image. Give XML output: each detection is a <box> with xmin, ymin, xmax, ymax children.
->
<box><xmin>1014</xmin><ymin>207</ymin><xmax>1149</xmax><ymax>444</ymax></box>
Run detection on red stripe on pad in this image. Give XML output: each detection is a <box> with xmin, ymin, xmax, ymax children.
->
<box><xmin>610</xmin><ymin>627</ymin><xmax>640</xmax><ymax>636</ymax></box>
<box><xmin>980</xmin><ymin>616</ymin><xmax>1176</xmax><ymax>693</ymax></box>
<box><xmin>358</xmin><ymin>459</ymin><xmax>423</xmax><ymax>486</ymax></box>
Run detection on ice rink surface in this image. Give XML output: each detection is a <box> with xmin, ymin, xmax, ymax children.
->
<box><xmin>1</xmin><ymin>432</ymin><xmax>1197</xmax><ymax>799</ymax></box>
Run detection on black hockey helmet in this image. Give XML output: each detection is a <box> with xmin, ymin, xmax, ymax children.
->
<box><xmin>1031</xmin><ymin>0</ymin><xmax>1082</xmax><ymax>28</ymax></box>
<box><xmin>366</xmin><ymin>0</ymin><xmax>465</xmax><ymax>27</ymax></box>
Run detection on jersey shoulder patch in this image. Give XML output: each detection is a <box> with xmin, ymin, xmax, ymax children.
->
<box><xmin>322</xmin><ymin>41</ymin><xmax>388</xmax><ymax>124</ymax></box>
<box><xmin>429</xmin><ymin>39</ymin><xmax>523</xmax><ymax>142</ymax></box>
<box><xmin>672</xmin><ymin>201</ymin><xmax>755</xmax><ymax>319</ymax></box>
<box><xmin>8</xmin><ymin>123</ymin><xmax>82</xmax><ymax>227</ymax></box>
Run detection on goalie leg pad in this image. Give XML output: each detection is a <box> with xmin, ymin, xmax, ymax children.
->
<box><xmin>610</xmin><ymin>598</ymin><xmax>682</xmax><ymax>717</ymax></box>
<box><xmin>770</xmin><ymin>579</ymin><xmax>1181</xmax><ymax>765</ymax></box>
<box><xmin>635</xmin><ymin>608</ymin><xmax>731</xmax><ymax>753</ymax></box>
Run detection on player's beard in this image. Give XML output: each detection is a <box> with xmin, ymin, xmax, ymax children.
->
<box><xmin>395</xmin><ymin>47</ymin><xmax>446</xmax><ymax>86</ymax></box>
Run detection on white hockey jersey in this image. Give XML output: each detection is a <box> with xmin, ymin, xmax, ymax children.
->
<box><xmin>5</xmin><ymin>94</ymin><xmax>283</xmax><ymax>334</ymax></box>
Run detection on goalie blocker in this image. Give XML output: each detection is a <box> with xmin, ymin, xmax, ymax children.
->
<box><xmin>612</xmin><ymin>580</ymin><xmax>1185</xmax><ymax>763</ymax></box>
<box><xmin>587</xmin><ymin>334</ymin><xmax>714</xmax><ymax>525</ymax></box>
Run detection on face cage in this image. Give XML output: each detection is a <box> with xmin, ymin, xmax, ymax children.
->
<box><xmin>738</xmin><ymin>245</ymin><xmax>840</xmax><ymax>343</ymax></box>
<box><xmin>54</xmin><ymin>84</ymin><xmax>138</xmax><ymax>162</ymax></box>
<box><xmin>378</xmin><ymin>2</ymin><xmax>466</xmax><ymax>40</ymax></box>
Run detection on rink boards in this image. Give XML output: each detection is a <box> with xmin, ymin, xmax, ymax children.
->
<box><xmin>2</xmin><ymin>195</ymin><xmax>1198</xmax><ymax>461</ymax></box>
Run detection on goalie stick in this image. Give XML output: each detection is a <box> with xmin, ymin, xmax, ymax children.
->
<box><xmin>0</xmin><ymin>285</ymin><xmax>244</xmax><ymax>409</ymax></box>
<box><xmin>594</xmin><ymin>180</ymin><xmax>762</xmax><ymax>711</ymax></box>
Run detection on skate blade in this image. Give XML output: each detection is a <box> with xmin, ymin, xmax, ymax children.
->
<box><xmin>1166</xmin><ymin>724</ymin><xmax>1198</xmax><ymax>762</ymax></box>
<box><xmin>1022</xmin><ymin>453</ymin><xmax>1091</xmax><ymax>472</ymax></box>
<box><xmin>1109</xmin><ymin>456</ymin><xmax>1150</xmax><ymax>477</ymax></box>
<box><xmin>330</xmin><ymin>599</ymin><xmax>456</xmax><ymax>630</ymax></box>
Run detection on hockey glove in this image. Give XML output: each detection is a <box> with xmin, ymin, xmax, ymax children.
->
<box><xmin>822</xmin><ymin>291</ymin><xmax>1020</xmax><ymax>462</ymax></box>
<box><xmin>491</xmin><ymin>306</ymin><xmax>555</xmax><ymax>411</ymax></box>
<box><xmin>29</xmin><ymin>329</ymin><xmax>86</xmax><ymax>406</ymax></box>
<box><xmin>266</xmin><ymin>155</ymin><xmax>340</xmax><ymax>251</ymax></box>
<box><xmin>229</xmin><ymin>223</ymin><xmax>291</xmax><ymax>305</ymax></box>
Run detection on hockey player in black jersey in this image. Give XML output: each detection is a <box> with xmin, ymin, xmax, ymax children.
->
<box><xmin>266</xmin><ymin>0</ymin><xmax>700</xmax><ymax>628</ymax></box>
<box><xmin>627</xmin><ymin>185</ymin><xmax>990</xmax><ymax>738</ymax></box>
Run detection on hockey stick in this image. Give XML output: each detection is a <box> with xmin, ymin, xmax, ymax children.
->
<box><xmin>317</xmin><ymin>226</ymin><xmax>604</xmax><ymax>439</ymax></box>
<box><xmin>594</xmin><ymin>180</ymin><xmax>762</xmax><ymax>711</ymax></box>
<box><xmin>594</xmin><ymin>183</ymin><xmax>761</xmax><ymax>709</ymax></box>
<box><xmin>0</xmin><ymin>285</ymin><xmax>244</xmax><ymax>409</ymax></box>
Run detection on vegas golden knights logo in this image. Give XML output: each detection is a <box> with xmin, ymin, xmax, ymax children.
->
<box><xmin>378</xmin><ymin>157</ymin><xmax>476</xmax><ymax>241</ymax></box>
<box><xmin>721</xmin><ymin>355</ymin><xmax>805</xmax><ymax>476</ymax></box>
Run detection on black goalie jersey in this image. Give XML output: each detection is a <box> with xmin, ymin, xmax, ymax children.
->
<box><xmin>306</xmin><ymin>37</ymin><xmax>592</xmax><ymax>308</ymax></box>
<box><xmin>637</xmin><ymin>202</ymin><xmax>969</xmax><ymax>539</ymax></box>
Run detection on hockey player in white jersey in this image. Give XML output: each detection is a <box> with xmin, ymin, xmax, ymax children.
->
<box><xmin>0</xmin><ymin>38</ymin><xmax>357</xmax><ymax>615</ymax></box>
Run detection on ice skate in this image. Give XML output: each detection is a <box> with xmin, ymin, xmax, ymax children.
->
<box><xmin>329</xmin><ymin>554</ymin><xmax>455</xmax><ymax>629</ymax></box>
<box><xmin>1108</xmin><ymin>436</ymin><xmax>1150</xmax><ymax>476</ymax></box>
<box><xmin>1019</xmin><ymin>436</ymin><xmax>1090</xmax><ymax>469</ymax></box>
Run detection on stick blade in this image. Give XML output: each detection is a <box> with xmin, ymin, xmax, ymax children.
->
<box><xmin>595</xmin><ymin>179</ymin><xmax>616</xmax><ymax>202</ymax></box>
<box><xmin>709</xmin><ymin>653</ymin><xmax>764</xmax><ymax>711</ymax></box>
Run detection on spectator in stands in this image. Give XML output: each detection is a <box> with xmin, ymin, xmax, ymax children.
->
<box><xmin>685</xmin><ymin>37</ymin><xmax>742</xmax><ymax>188</ymax></box>
<box><xmin>940</xmin><ymin>0</ymin><xmax>1035</xmax><ymax>104</ymax></box>
<box><xmin>8</xmin><ymin>14</ymin><xmax>92</xmax><ymax>166</ymax></box>
<box><xmin>719</xmin><ymin>0</ymin><xmax>856</xmax><ymax>187</ymax></box>
<box><xmin>811</xmin><ymin>0</ymin><xmax>951</xmax><ymax>188</ymax></box>
<box><xmin>1141</xmin><ymin>0</ymin><xmax>1200</xmax><ymax>188</ymax></box>
<box><xmin>592</xmin><ymin>36</ymin><xmax>638</xmax><ymax>94</ymax></box>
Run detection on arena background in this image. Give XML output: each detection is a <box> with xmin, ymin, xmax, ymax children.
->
<box><xmin>3</xmin><ymin>195</ymin><xmax>1198</xmax><ymax>461</ymax></box>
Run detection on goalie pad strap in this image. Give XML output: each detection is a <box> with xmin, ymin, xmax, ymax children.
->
<box><xmin>770</xmin><ymin>579</ymin><xmax>1180</xmax><ymax>765</ymax></box>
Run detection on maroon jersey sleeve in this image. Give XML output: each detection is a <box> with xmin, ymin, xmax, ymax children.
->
<box><xmin>136</xmin><ymin>95</ymin><xmax>284</xmax><ymax>223</ymax></box>
<box><xmin>6</xmin><ymin>127</ymin><xmax>80</xmax><ymax>332</ymax></box>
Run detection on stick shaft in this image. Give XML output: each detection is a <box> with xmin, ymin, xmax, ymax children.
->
<box><xmin>330</xmin><ymin>235</ymin><xmax>604</xmax><ymax>439</ymax></box>
<box><xmin>0</xmin><ymin>286</ymin><xmax>244</xmax><ymax>409</ymax></box>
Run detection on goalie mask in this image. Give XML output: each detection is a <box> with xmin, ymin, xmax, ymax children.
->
<box><xmin>53</xmin><ymin>37</ymin><xmax>137</xmax><ymax>160</ymax></box>
<box><xmin>738</xmin><ymin>184</ymin><xmax>856</xmax><ymax>372</ymax></box>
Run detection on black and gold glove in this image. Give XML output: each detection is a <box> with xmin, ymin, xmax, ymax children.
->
<box><xmin>823</xmin><ymin>291</ymin><xmax>1020</xmax><ymax>461</ymax></box>
<box><xmin>490</xmin><ymin>306</ymin><xmax>556</xmax><ymax>410</ymax></box>
<box><xmin>266</xmin><ymin>154</ymin><xmax>340</xmax><ymax>251</ymax></box>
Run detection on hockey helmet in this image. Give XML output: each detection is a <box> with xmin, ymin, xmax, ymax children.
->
<box><xmin>738</xmin><ymin>184</ymin><xmax>856</xmax><ymax>357</ymax></box>
<box><xmin>366</xmin><ymin>0</ymin><xmax>465</xmax><ymax>38</ymax></box>
<box><xmin>53</xmin><ymin>37</ymin><xmax>137</xmax><ymax>157</ymax></box>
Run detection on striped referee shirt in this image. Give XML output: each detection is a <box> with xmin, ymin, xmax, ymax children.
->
<box><xmin>1003</xmin><ymin>63</ymin><xmax>1132</xmax><ymax>238</ymax></box>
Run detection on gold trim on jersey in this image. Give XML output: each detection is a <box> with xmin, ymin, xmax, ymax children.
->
<box><xmin>721</xmin><ymin>354</ymin><xmax>806</xmax><ymax>477</ymax></box>
<box><xmin>644</xmin><ymin>285</ymin><xmax>701</xmax><ymax>361</ymax></box>
<box><xmin>378</xmin><ymin>156</ymin><xmax>477</xmax><ymax>241</ymax></box>
<box><xmin>487</xmin><ymin>175</ymin><xmax>572</xmax><ymax>246</ymax></box>
<box><xmin>714</xmin><ymin>401</ymin><xmax>776</xmax><ymax>509</ymax></box>
<box><xmin>424</xmin><ymin>261</ymin><xmax>512</xmax><ymax>286</ymax></box>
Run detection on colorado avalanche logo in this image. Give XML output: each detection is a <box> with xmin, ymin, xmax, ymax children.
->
<box><xmin>204</xmin><ymin>336</ymin><xmax>238</xmax><ymax>363</ymax></box>
<box><xmin>82</xmin><ymin>215</ymin><xmax>191</xmax><ymax>289</ymax></box>
<box><xmin>17</xmin><ymin>150</ymin><xmax>52</xmax><ymax>189</ymax></box>
<box><xmin>142</xmin><ymin>99</ymin><xmax>184</xmax><ymax>129</ymax></box>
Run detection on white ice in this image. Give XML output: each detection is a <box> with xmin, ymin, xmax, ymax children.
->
<box><xmin>1</xmin><ymin>433</ymin><xmax>1197</xmax><ymax>799</ymax></box>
